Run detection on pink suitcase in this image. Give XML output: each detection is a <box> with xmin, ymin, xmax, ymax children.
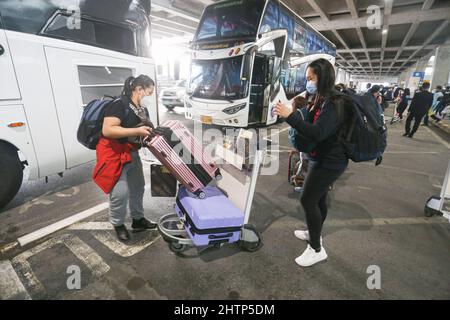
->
<box><xmin>163</xmin><ymin>120</ymin><xmax>220</xmax><ymax>180</ymax></box>
<box><xmin>144</xmin><ymin>121</ymin><xmax>221</xmax><ymax>198</ymax></box>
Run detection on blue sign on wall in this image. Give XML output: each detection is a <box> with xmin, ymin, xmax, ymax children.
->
<box><xmin>413</xmin><ymin>71</ymin><xmax>425</xmax><ymax>80</ymax></box>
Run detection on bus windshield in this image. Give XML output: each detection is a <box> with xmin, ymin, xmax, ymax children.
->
<box><xmin>196</xmin><ymin>0</ymin><xmax>265</xmax><ymax>42</ymax></box>
<box><xmin>189</xmin><ymin>56</ymin><xmax>246</xmax><ymax>101</ymax></box>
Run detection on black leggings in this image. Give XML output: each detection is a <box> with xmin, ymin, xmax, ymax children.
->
<box><xmin>300</xmin><ymin>162</ymin><xmax>346</xmax><ymax>251</ymax></box>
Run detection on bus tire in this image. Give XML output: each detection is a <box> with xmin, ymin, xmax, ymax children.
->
<box><xmin>0</xmin><ymin>144</ymin><xmax>23</xmax><ymax>209</ymax></box>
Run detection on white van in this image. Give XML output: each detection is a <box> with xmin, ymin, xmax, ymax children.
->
<box><xmin>0</xmin><ymin>0</ymin><xmax>158</xmax><ymax>208</ymax></box>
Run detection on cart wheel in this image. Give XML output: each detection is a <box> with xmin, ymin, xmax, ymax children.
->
<box><xmin>169</xmin><ymin>242</ymin><xmax>186</xmax><ymax>253</ymax></box>
<box><xmin>424</xmin><ymin>207</ymin><xmax>435</xmax><ymax>217</ymax></box>
<box><xmin>238</xmin><ymin>225</ymin><xmax>263</xmax><ymax>252</ymax></box>
<box><xmin>198</xmin><ymin>191</ymin><xmax>206</xmax><ymax>199</ymax></box>
<box><xmin>238</xmin><ymin>237</ymin><xmax>262</xmax><ymax>252</ymax></box>
<box><xmin>215</xmin><ymin>174</ymin><xmax>223</xmax><ymax>181</ymax></box>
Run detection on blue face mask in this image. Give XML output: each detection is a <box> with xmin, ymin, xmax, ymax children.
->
<box><xmin>306</xmin><ymin>81</ymin><xmax>317</xmax><ymax>94</ymax></box>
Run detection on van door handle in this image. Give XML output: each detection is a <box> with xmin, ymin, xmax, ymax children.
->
<box><xmin>0</xmin><ymin>45</ymin><xmax>5</xmax><ymax>56</ymax></box>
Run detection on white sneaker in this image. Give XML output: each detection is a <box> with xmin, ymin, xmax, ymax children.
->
<box><xmin>295</xmin><ymin>245</ymin><xmax>328</xmax><ymax>267</ymax></box>
<box><xmin>294</xmin><ymin>230</ymin><xmax>322</xmax><ymax>244</ymax></box>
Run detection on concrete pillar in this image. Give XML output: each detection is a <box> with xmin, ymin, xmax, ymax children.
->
<box><xmin>431</xmin><ymin>43</ymin><xmax>450</xmax><ymax>87</ymax></box>
<box><xmin>415</xmin><ymin>57</ymin><xmax>428</xmax><ymax>73</ymax></box>
<box><xmin>336</xmin><ymin>68</ymin><xmax>346</xmax><ymax>84</ymax></box>
<box><xmin>344</xmin><ymin>71</ymin><xmax>350</xmax><ymax>86</ymax></box>
<box><xmin>399</xmin><ymin>64</ymin><xmax>416</xmax><ymax>87</ymax></box>
<box><xmin>166</xmin><ymin>60</ymin><xmax>171</xmax><ymax>79</ymax></box>
<box><xmin>174</xmin><ymin>60</ymin><xmax>180</xmax><ymax>81</ymax></box>
<box><xmin>398</xmin><ymin>67</ymin><xmax>410</xmax><ymax>86</ymax></box>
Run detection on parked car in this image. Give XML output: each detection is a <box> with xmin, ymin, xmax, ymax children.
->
<box><xmin>159</xmin><ymin>80</ymin><xmax>187</xmax><ymax>111</ymax></box>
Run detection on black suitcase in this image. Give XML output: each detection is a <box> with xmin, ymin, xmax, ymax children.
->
<box><xmin>150</xmin><ymin>164</ymin><xmax>177</xmax><ymax>197</ymax></box>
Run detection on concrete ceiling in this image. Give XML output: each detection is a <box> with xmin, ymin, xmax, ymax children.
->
<box><xmin>149</xmin><ymin>0</ymin><xmax>450</xmax><ymax>76</ymax></box>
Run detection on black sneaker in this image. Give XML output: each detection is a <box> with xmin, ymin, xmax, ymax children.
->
<box><xmin>132</xmin><ymin>218</ymin><xmax>158</xmax><ymax>230</ymax></box>
<box><xmin>114</xmin><ymin>225</ymin><xmax>130</xmax><ymax>242</ymax></box>
<box><xmin>402</xmin><ymin>133</ymin><xmax>409</xmax><ymax>137</ymax></box>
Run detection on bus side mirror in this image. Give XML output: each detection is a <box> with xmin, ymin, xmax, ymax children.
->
<box><xmin>273</xmin><ymin>36</ymin><xmax>287</xmax><ymax>59</ymax></box>
<box><xmin>241</xmin><ymin>46</ymin><xmax>257</xmax><ymax>81</ymax></box>
<box><xmin>273</xmin><ymin>57</ymin><xmax>282</xmax><ymax>77</ymax></box>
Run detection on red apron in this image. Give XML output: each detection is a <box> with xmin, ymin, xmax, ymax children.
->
<box><xmin>93</xmin><ymin>137</ymin><xmax>137</xmax><ymax>194</ymax></box>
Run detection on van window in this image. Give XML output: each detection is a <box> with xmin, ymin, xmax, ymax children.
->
<box><xmin>0</xmin><ymin>1</ymin><xmax>55</xmax><ymax>34</ymax></box>
<box><xmin>44</xmin><ymin>13</ymin><xmax>137</xmax><ymax>56</ymax></box>
<box><xmin>0</xmin><ymin>1</ymin><xmax>151</xmax><ymax>57</ymax></box>
<box><xmin>78</xmin><ymin>66</ymin><xmax>133</xmax><ymax>105</ymax></box>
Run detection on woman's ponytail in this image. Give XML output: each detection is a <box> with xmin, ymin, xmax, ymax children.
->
<box><xmin>122</xmin><ymin>76</ymin><xmax>136</xmax><ymax>98</ymax></box>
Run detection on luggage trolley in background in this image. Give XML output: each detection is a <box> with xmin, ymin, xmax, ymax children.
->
<box><xmin>157</xmin><ymin>142</ymin><xmax>266</xmax><ymax>254</ymax></box>
<box><xmin>425</xmin><ymin>160</ymin><xmax>450</xmax><ymax>222</ymax></box>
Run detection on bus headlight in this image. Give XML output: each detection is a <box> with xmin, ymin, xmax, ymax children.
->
<box><xmin>223</xmin><ymin>103</ymin><xmax>246</xmax><ymax>115</ymax></box>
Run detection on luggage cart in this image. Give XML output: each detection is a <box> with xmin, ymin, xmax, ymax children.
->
<box><xmin>158</xmin><ymin>149</ymin><xmax>266</xmax><ymax>254</ymax></box>
<box><xmin>425</xmin><ymin>160</ymin><xmax>450</xmax><ymax>222</ymax></box>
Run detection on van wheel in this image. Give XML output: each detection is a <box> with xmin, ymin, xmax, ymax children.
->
<box><xmin>0</xmin><ymin>144</ymin><xmax>23</xmax><ymax>209</ymax></box>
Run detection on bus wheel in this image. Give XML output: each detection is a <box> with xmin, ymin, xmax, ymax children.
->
<box><xmin>0</xmin><ymin>144</ymin><xmax>23</xmax><ymax>209</ymax></box>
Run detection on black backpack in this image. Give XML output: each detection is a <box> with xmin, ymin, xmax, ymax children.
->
<box><xmin>77</xmin><ymin>97</ymin><xmax>120</xmax><ymax>150</ymax></box>
<box><xmin>338</xmin><ymin>92</ymin><xmax>387</xmax><ymax>163</ymax></box>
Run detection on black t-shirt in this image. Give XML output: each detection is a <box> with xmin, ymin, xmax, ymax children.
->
<box><xmin>286</xmin><ymin>100</ymin><xmax>348</xmax><ymax>171</ymax></box>
<box><xmin>103</xmin><ymin>96</ymin><xmax>151</xmax><ymax>144</ymax></box>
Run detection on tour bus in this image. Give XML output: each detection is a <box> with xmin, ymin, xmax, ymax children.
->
<box><xmin>0</xmin><ymin>0</ymin><xmax>158</xmax><ymax>208</ymax></box>
<box><xmin>185</xmin><ymin>0</ymin><xmax>336</xmax><ymax>128</ymax></box>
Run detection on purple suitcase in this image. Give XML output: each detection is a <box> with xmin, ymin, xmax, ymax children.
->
<box><xmin>175</xmin><ymin>186</ymin><xmax>244</xmax><ymax>247</ymax></box>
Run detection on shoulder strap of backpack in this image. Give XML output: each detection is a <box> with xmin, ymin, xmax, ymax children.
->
<box><xmin>327</xmin><ymin>93</ymin><xmax>359</xmax><ymax>142</ymax></box>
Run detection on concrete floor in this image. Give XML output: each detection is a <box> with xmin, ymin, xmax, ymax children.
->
<box><xmin>1</xmin><ymin>105</ymin><xmax>449</xmax><ymax>300</ymax></box>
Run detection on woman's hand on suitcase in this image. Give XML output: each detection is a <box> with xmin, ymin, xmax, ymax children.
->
<box><xmin>135</xmin><ymin>126</ymin><xmax>153</xmax><ymax>137</ymax></box>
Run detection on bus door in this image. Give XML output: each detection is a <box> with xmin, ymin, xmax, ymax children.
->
<box><xmin>0</xmin><ymin>15</ymin><xmax>20</xmax><ymax>100</ymax></box>
<box><xmin>253</xmin><ymin>30</ymin><xmax>287</xmax><ymax>125</ymax></box>
<box><xmin>45</xmin><ymin>46</ymin><xmax>141</xmax><ymax>169</ymax></box>
<box><xmin>262</xmin><ymin>55</ymin><xmax>283</xmax><ymax>125</ymax></box>
<box><xmin>248</xmin><ymin>53</ymin><xmax>266</xmax><ymax>124</ymax></box>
